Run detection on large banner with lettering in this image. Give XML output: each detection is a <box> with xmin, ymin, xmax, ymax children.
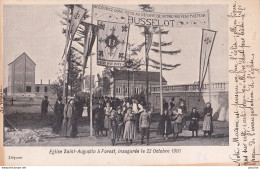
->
<box><xmin>97</xmin><ymin>20</ymin><xmax>130</xmax><ymax>67</ymax></box>
<box><xmin>93</xmin><ymin>4</ymin><xmax>209</xmax><ymax>28</ymax></box>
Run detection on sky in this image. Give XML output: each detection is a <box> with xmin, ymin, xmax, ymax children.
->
<box><xmin>3</xmin><ymin>4</ymin><xmax>228</xmax><ymax>87</ymax></box>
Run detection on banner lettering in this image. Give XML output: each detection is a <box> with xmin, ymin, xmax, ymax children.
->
<box><xmin>93</xmin><ymin>4</ymin><xmax>209</xmax><ymax>28</ymax></box>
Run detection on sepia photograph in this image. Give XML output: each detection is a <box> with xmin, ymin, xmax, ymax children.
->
<box><xmin>1</xmin><ymin>0</ymin><xmax>260</xmax><ymax>166</ymax></box>
<box><xmin>2</xmin><ymin>4</ymin><xmax>230</xmax><ymax>147</ymax></box>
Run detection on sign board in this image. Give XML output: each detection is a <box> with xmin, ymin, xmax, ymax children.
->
<box><xmin>93</xmin><ymin>4</ymin><xmax>209</xmax><ymax>28</ymax></box>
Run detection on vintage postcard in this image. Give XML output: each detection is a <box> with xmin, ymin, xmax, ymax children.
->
<box><xmin>0</xmin><ymin>0</ymin><xmax>259</xmax><ymax>166</ymax></box>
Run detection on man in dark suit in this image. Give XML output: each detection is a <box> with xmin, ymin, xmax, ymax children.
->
<box><xmin>41</xmin><ymin>96</ymin><xmax>49</xmax><ymax>118</ymax></box>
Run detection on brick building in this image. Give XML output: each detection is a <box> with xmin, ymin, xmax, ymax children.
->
<box><xmin>7</xmin><ymin>52</ymin><xmax>54</xmax><ymax>97</ymax></box>
<box><xmin>106</xmin><ymin>70</ymin><xmax>167</xmax><ymax>99</ymax></box>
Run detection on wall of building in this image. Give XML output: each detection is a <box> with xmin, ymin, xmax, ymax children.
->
<box><xmin>7</xmin><ymin>65</ymin><xmax>12</xmax><ymax>94</ymax></box>
<box><xmin>150</xmin><ymin>83</ymin><xmax>229</xmax><ymax>121</ymax></box>
<box><xmin>7</xmin><ymin>84</ymin><xmax>55</xmax><ymax>98</ymax></box>
<box><xmin>8</xmin><ymin>54</ymin><xmax>36</xmax><ymax>95</ymax></box>
<box><xmin>111</xmin><ymin>79</ymin><xmax>167</xmax><ymax>99</ymax></box>
<box><xmin>7</xmin><ymin>53</ymin><xmax>56</xmax><ymax>98</ymax></box>
<box><xmin>33</xmin><ymin>84</ymin><xmax>55</xmax><ymax>98</ymax></box>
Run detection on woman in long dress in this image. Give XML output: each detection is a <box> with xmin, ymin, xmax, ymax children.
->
<box><xmin>178</xmin><ymin>100</ymin><xmax>187</xmax><ymax>129</ymax></box>
<box><xmin>123</xmin><ymin>108</ymin><xmax>136</xmax><ymax>145</ymax></box>
<box><xmin>104</xmin><ymin>102</ymin><xmax>113</xmax><ymax>136</ymax></box>
<box><xmin>61</xmin><ymin>98</ymin><xmax>77</xmax><ymax>138</ymax></box>
<box><xmin>171</xmin><ymin>109</ymin><xmax>184</xmax><ymax>139</ymax></box>
<box><xmin>158</xmin><ymin>109</ymin><xmax>172</xmax><ymax>140</ymax></box>
<box><xmin>202</xmin><ymin>102</ymin><xmax>213</xmax><ymax>138</ymax></box>
<box><xmin>188</xmin><ymin>107</ymin><xmax>200</xmax><ymax>137</ymax></box>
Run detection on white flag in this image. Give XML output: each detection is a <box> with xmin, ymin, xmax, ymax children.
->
<box><xmin>199</xmin><ymin>29</ymin><xmax>217</xmax><ymax>91</ymax></box>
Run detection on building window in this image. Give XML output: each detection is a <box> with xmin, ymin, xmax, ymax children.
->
<box><xmin>36</xmin><ymin>86</ymin><xmax>40</xmax><ymax>92</ymax></box>
<box><xmin>116</xmin><ymin>86</ymin><xmax>121</xmax><ymax>94</ymax></box>
<box><xmin>44</xmin><ymin>86</ymin><xmax>48</xmax><ymax>92</ymax></box>
<box><xmin>135</xmin><ymin>87</ymin><xmax>139</xmax><ymax>94</ymax></box>
<box><xmin>26</xmin><ymin>86</ymin><xmax>31</xmax><ymax>92</ymax></box>
<box><xmin>125</xmin><ymin>87</ymin><xmax>130</xmax><ymax>94</ymax></box>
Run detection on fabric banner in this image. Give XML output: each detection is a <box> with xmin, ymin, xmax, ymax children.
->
<box><xmin>199</xmin><ymin>29</ymin><xmax>217</xmax><ymax>91</ymax></box>
<box><xmin>82</xmin><ymin>23</ymin><xmax>98</xmax><ymax>75</ymax></box>
<box><xmin>145</xmin><ymin>27</ymin><xmax>153</xmax><ymax>55</ymax></box>
<box><xmin>93</xmin><ymin>4</ymin><xmax>209</xmax><ymax>28</ymax></box>
<box><xmin>69</xmin><ymin>5</ymin><xmax>86</xmax><ymax>39</ymax></box>
<box><xmin>97</xmin><ymin>20</ymin><xmax>130</xmax><ymax>67</ymax></box>
<box><xmin>62</xmin><ymin>5</ymin><xmax>86</xmax><ymax>60</ymax></box>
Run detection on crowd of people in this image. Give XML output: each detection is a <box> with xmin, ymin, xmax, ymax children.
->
<box><xmin>41</xmin><ymin>95</ymin><xmax>214</xmax><ymax>146</ymax></box>
<box><xmin>158</xmin><ymin>98</ymin><xmax>213</xmax><ymax>140</ymax></box>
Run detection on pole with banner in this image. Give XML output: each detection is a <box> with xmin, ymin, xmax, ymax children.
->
<box><xmin>145</xmin><ymin>29</ymin><xmax>149</xmax><ymax>105</ymax></box>
<box><xmin>144</xmin><ymin>27</ymin><xmax>153</xmax><ymax>105</ymax></box>
<box><xmin>92</xmin><ymin>4</ymin><xmax>210</xmax><ymax>114</ymax></box>
<box><xmin>89</xmin><ymin>4</ymin><xmax>94</xmax><ymax>137</ymax></box>
<box><xmin>198</xmin><ymin>29</ymin><xmax>217</xmax><ymax>101</ymax></box>
<box><xmin>63</xmin><ymin>5</ymin><xmax>86</xmax><ymax>101</ymax></box>
<box><xmin>159</xmin><ymin>26</ymin><xmax>163</xmax><ymax>115</ymax></box>
<box><xmin>63</xmin><ymin>6</ymin><xmax>70</xmax><ymax>103</ymax></box>
<box><xmin>207</xmin><ymin>9</ymin><xmax>212</xmax><ymax>103</ymax></box>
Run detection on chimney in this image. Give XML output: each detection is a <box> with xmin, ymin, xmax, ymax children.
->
<box><xmin>49</xmin><ymin>79</ymin><xmax>50</xmax><ymax>85</ymax></box>
<box><xmin>41</xmin><ymin>79</ymin><xmax>42</xmax><ymax>85</ymax></box>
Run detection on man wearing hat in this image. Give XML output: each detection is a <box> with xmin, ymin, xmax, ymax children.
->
<box><xmin>93</xmin><ymin>103</ymin><xmax>105</xmax><ymax>136</ymax></box>
<box><xmin>41</xmin><ymin>96</ymin><xmax>49</xmax><ymax>118</ymax></box>
<box><xmin>139</xmin><ymin>105</ymin><xmax>151</xmax><ymax>145</ymax></box>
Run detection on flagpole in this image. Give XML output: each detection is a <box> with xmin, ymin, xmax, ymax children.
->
<box><xmin>67</xmin><ymin>41</ymin><xmax>72</xmax><ymax>99</ymax></box>
<box><xmin>145</xmin><ymin>29</ymin><xmax>149</xmax><ymax>105</ymax></box>
<box><xmin>127</xmin><ymin>44</ymin><xmax>131</xmax><ymax>100</ymax></box>
<box><xmin>83</xmin><ymin>24</ymin><xmax>93</xmax><ymax>93</ymax></box>
<box><xmin>208</xmin><ymin>62</ymin><xmax>211</xmax><ymax>103</ymax></box>
<box><xmin>63</xmin><ymin>6</ymin><xmax>70</xmax><ymax>104</ymax></box>
<box><xmin>159</xmin><ymin>26</ymin><xmax>163</xmax><ymax>115</ymax></box>
<box><xmin>89</xmin><ymin>4</ymin><xmax>94</xmax><ymax>137</ymax></box>
<box><xmin>207</xmin><ymin>9</ymin><xmax>212</xmax><ymax>103</ymax></box>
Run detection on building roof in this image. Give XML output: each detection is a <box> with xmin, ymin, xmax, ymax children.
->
<box><xmin>113</xmin><ymin>70</ymin><xmax>167</xmax><ymax>83</ymax></box>
<box><xmin>8</xmin><ymin>52</ymin><xmax>36</xmax><ymax>65</ymax></box>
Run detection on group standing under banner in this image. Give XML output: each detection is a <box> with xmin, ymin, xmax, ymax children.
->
<box><xmin>60</xmin><ymin>5</ymin><xmax>217</xmax><ymax>144</ymax></box>
<box><xmin>45</xmin><ymin>95</ymin><xmax>214</xmax><ymax>146</ymax></box>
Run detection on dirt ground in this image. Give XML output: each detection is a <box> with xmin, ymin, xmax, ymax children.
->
<box><xmin>4</xmin><ymin>112</ymin><xmax>229</xmax><ymax>146</ymax></box>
